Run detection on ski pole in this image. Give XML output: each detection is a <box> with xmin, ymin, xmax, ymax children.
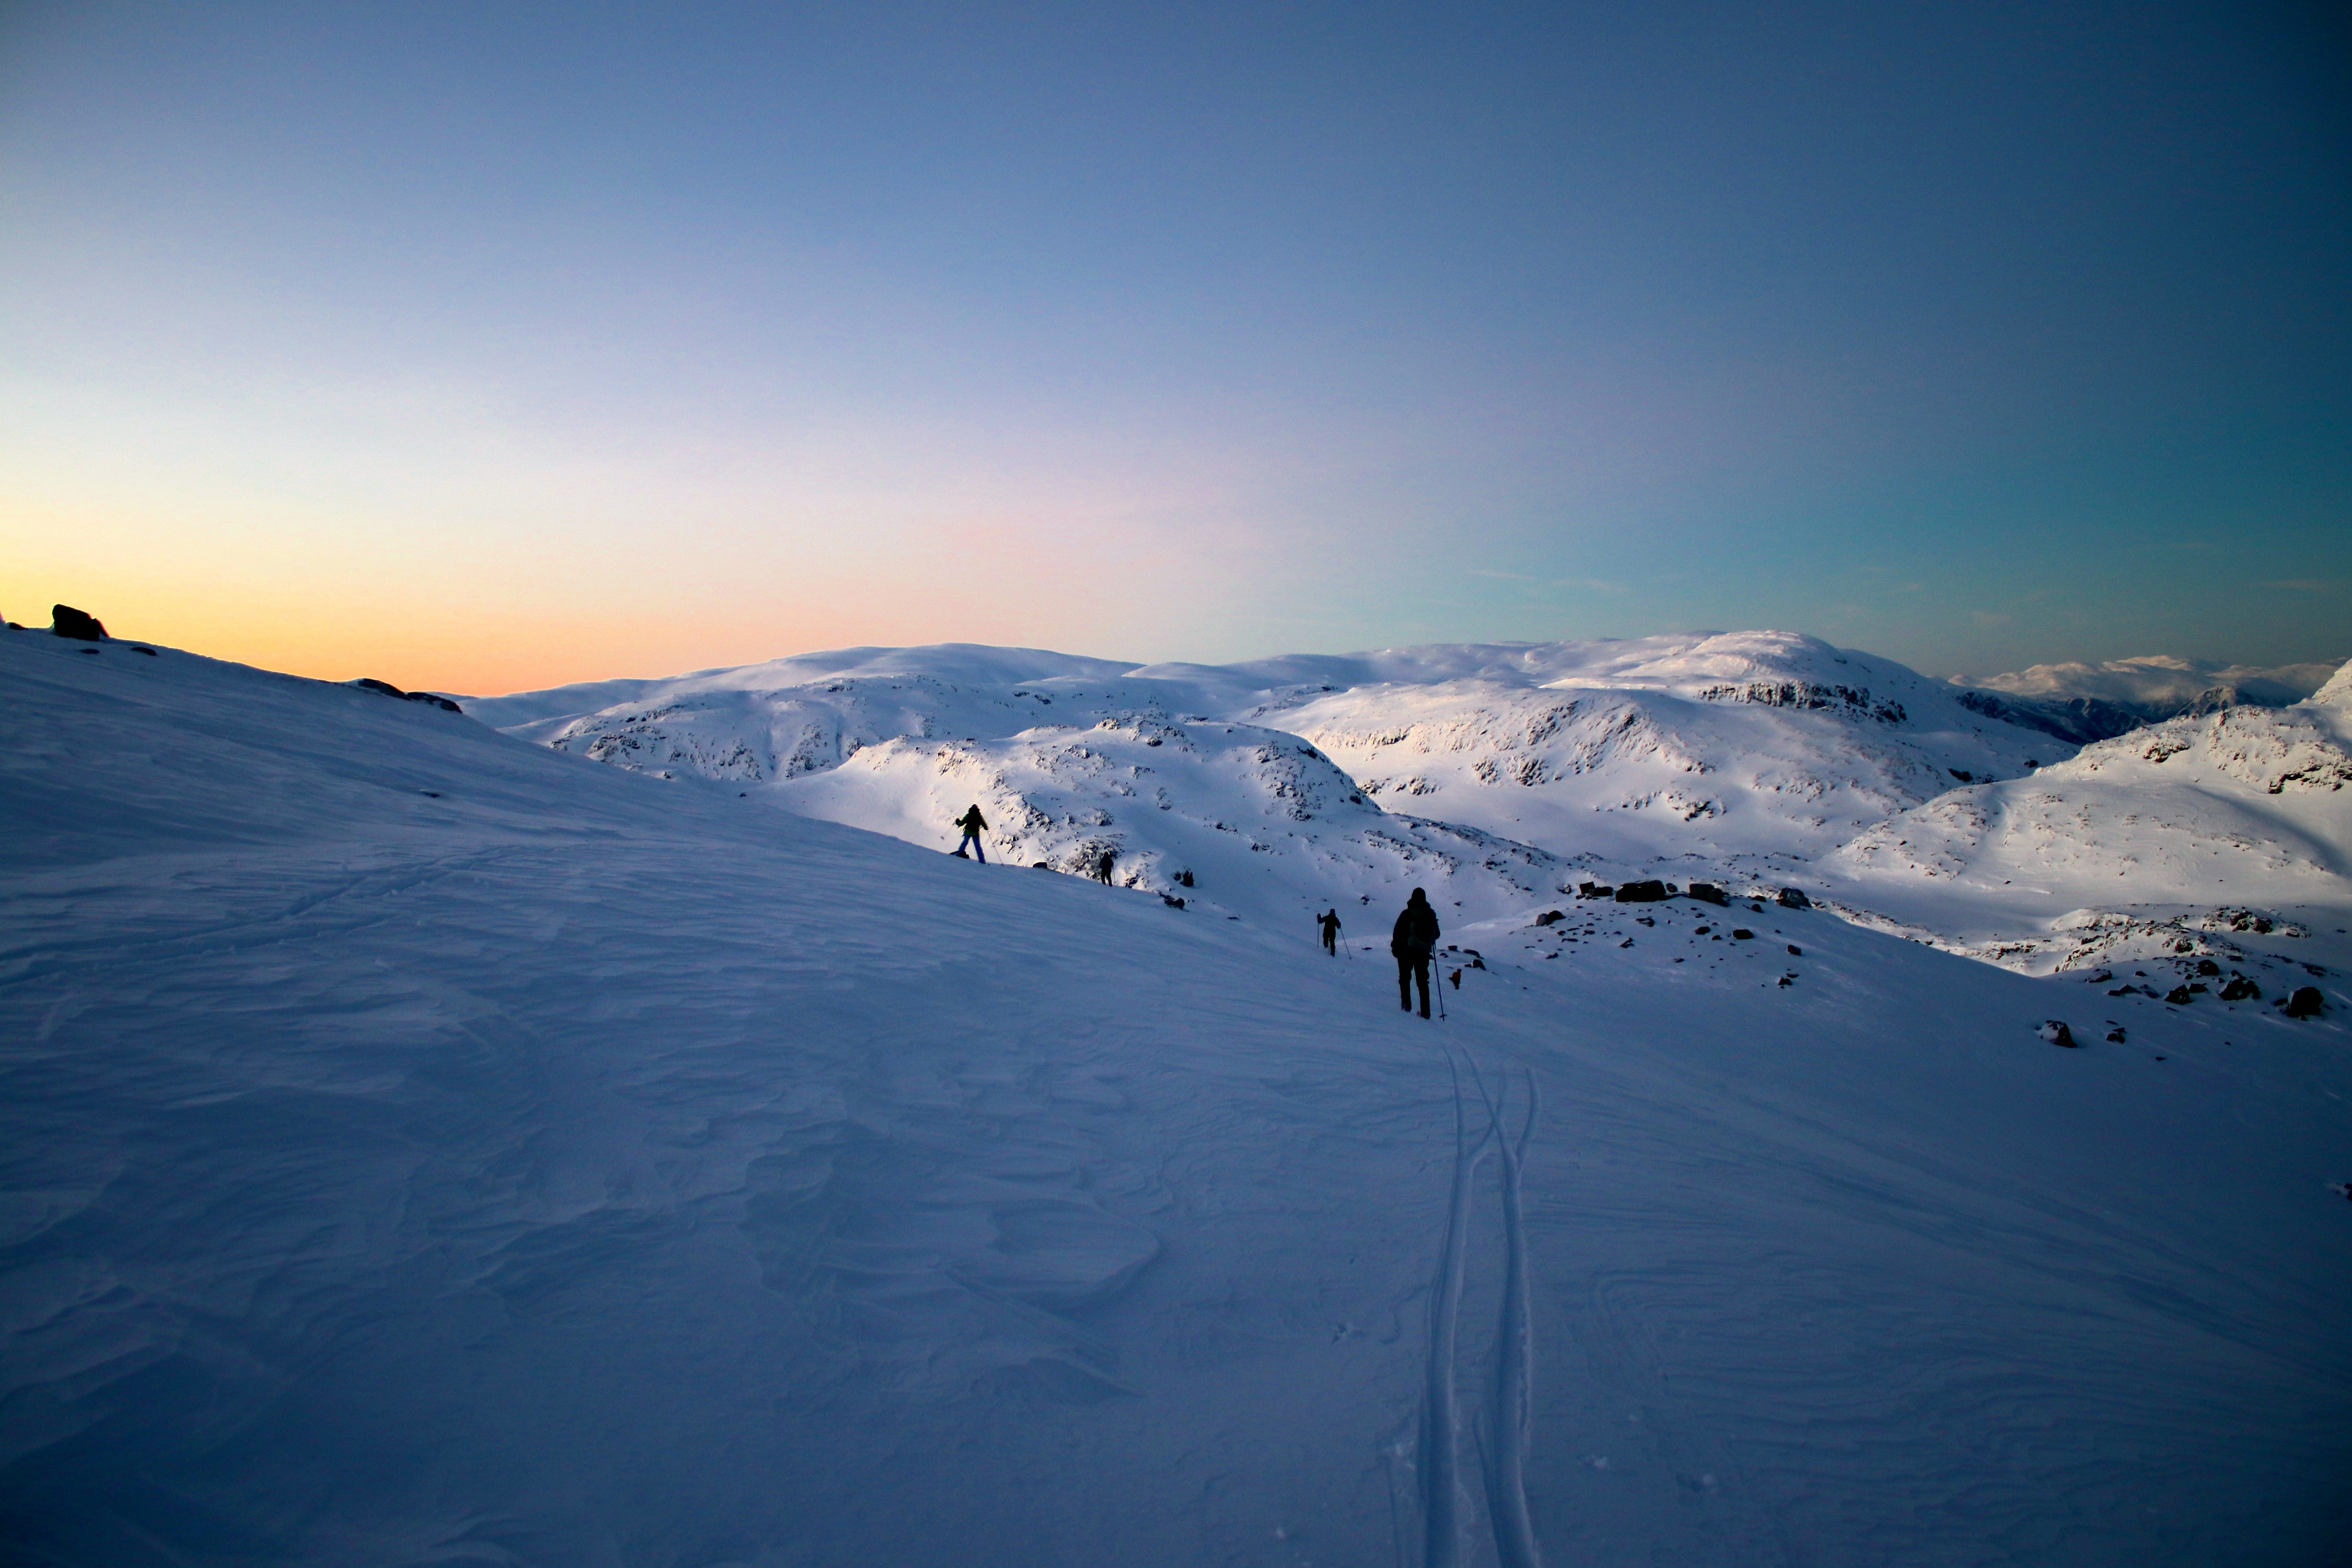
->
<box><xmin>1434</xmin><ymin>953</ymin><xmax>1446</xmax><ymax>1019</ymax></box>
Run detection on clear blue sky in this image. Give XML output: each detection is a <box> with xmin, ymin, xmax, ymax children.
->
<box><xmin>3</xmin><ymin>0</ymin><xmax>2345</xmax><ymax>692</ymax></box>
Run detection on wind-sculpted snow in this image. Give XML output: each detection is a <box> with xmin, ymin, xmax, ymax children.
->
<box><xmin>6</xmin><ymin>627</ymin><xmax>2352</xmax><ymax>1564</ymax></box>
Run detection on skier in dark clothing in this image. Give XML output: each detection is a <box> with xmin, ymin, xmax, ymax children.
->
<box><xmin>1391</xmin><ymin>887</ymin><xmax>1440</xmax><ymax>1017</ymax></box>
<box><xmin>1095</xmin><ymin>848</ymin><xmax>1116</xmax><ymax>885</ymax></box>
<box><xmin>1318</xmin><ymin>909</ymin><xmax>1342</xmax><ymax>955</ymax></box>
<box><xmin>952</xmin><ymin>804</ymin><xmax>987</xmax><ymax>862</ymax></box>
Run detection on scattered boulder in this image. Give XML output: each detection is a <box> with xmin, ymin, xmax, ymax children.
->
<box><xmin>2105</xmin><ymin>1027</ymin><xmax>2126</xmax><ymax>1043</ymax></box>
<box><xmin>1777</xmin><ymin>887</ymin><xmax>1812</xmax><ymax>909</ymax></box>
<box><xmin>1786</xmin><ymin>944</ymin><xmax>1802</xmax><ymax>956</ymax></box>
<box><xmin>1160</xmin><ymin>894</ymin><xmax>1186</xmax><ymax>909</ymax></box>
<box><xmin>2219</xmin><ymin>975</ymin><xmax>2261</xmax><ymax>1002</ymax></box>
<box><xmin>1777</xmin><ymin>975</ymin><xmax>1794</xmax><ymax>988</ymax></box>
<box><xmin>50</xmin><ymin>604</ymin><xmax>106</xmax><ymax>641</ymax></box>
<box><xmin>2038</xmin><ymin>1020</ymin><xmax>2078</xmax><ymax>1047</ymax></box>
<box><xmin>1614</xmin><ymin>880</ymin><xmax>1668</xmax><ymax>903</ymax></box>
<box><xmin>2284</xmin><ymin>986</ymin><xmax>2327</xmax><ymax>1019</ymax></box>
<box><xmin>1175</xmin><ymin>870</ymin><xmax>1195</xmax><ymax>887</ymax></box>
<box><xmin>2172</xmin><ymin>938</ymin><xmax>2194</xmax><ymax>954</ymax></box>
<box><xmin>2165</xmin><ymin>985</ymin><xmax>2195</xmax><ymax>1005</ymax></box>
<box><xmin>1731</xmin><ymin>928</ymin><xmax>1755</xmax><ymax>941</ymax></box>
<box><xmin>1581</xmin><ymin>883</ymin><xmax>1615</xmax><ymax>899</ymax></box>
<box><xmin>2194</xmin><ymin>958</ymin><xmax>2221</xmax><ymax>976</ymax></box>
<box><xmin>347</xmin><ymin>677</ymin><xmax>463</xmax><ymax>713</ymax></box>
<box><xmin>1686</xmin><ymin>882</ymin><xmax>1728</xmax><ymax>906</ymax></box>
<box><xmin>1533</xmin><ymin>909</ymin><xmax>1566</xmax><ymax>927</ymax></box>
<box><xmin>1032</xmin><ymin>861</ymin><xmax>1051</xmax><ymax>869</ymax></box>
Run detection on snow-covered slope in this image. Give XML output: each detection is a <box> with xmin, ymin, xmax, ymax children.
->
<box><xmin>1262</xmin><ymin>630</ymin><xmax>2060</xmax><ymax>869</ymax></box>
<box><xmin>476</xmin><ymin>631</ymin><xmax>2065</xmax><ymax>923</ymax></box>
<box><xmin>1826</xmin><ymin>661</ymin><xmax>2352</xmax><ymax>971</ymax></box>
<box><xmin>7</xmin><ymin>625</ymin><xmax>2352</xmax><ymax>1563</ymax></box>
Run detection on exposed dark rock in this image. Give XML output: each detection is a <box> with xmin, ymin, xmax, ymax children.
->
<box><xmin>1614</xmin><ymin>879</ymin><xmax>1668</xmax><ymax>903</ymax></box>
<box><xmin>131</xmin><ymin>646</ymin><xmax>156</xmax><ymax>655</ymax></box>
<box><xmin>2219</xmin><ymin>975</ymin><xmax>2261</xmax><ymax>1002</ymax></box>
<box><xmin>2284</xmin><ymin>986</ymin><xmax>2326</xmax><ymax>1019</ymax></box>
<box><xmin>1175</xmin><ymin>870</ymin><xmax>1194</xmax><ymax>887</ymax></box>
<box><xmin>1578</xmin><ymin>882</ymin><xmax>1614</xmax><ymax>899</ymax></box>
<box><xmin>1698</xmin><ymin>681</ymin><xmax>1906</xmax><ymax>724</ymax></box>
<box><xmin>2165</xmin><ymin>985</ymin><xmax>2195</xmax><ymax>1005</ymax></box>
<box><xmin>347</xmin><ymin>677</ymin><xmax>463</xmax><ymax>713</ymax></box>
<box><xmin>1787</xmin><ymin>944</ymin><xmax>1802</xmax><ymax>956</ymax></box>
<box><xmin>1686</xmin><ymin>882</ymin><xmax>1728</xmax><ymax>906</ymax></box>
<box><xmin>1777</xmin><ymin>888</ymin><xmax>1812</xmax><ymax>909</ymax></box>
<box><xmin>2038</xmin><ymin>1020</ymin><xmax>2077</xmax><ymax>1047</ymax></box>
<box><xmin>1731</xmin><ymin>928</ymin><xmax>1755</xmax><ymax>940</ymax></box>
<box><xmin>2105</xmin><ymin>1027</ymin><xmax>2126</xmax><ymax>1043</ymax></box>
<box><xmin>2194</xmin><ymin>958</ymin><xmax>2220</xmax><ymax>976</ymax></box>
<box><xmin>1533</xmin><ymin>909</ymin><xmax>1565</xmax><ymax>927</ymax></box>
<box><xmin>50</xmin><ymin>605</ymin><xmax>106</xmax><ymax>641</ymax></box>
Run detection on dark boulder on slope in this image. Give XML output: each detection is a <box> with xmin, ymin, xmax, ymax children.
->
<box><xmin>50</xmin><ymin>605</ymin><xmax>106</xmax><ymax>641</ymax></box>
<box><xmin>2284</xmin><ymin>987</ymin><xmax>2326</xmax><ymax>1019</ymax></box>
<box><xmin>1686</xmin><ymin>882</ymin><xmax>1728</xmax><ymax>906</ymax></box>
<box><xmin>1777</xmin><ymin>887</ymin><xmax>1813</xmax><ymax>909</ymax></box>
<box><xmin>1615</xmin><ymin>879</ymin><xmax>1668</xmax><ymax>903</ymax></box>
<box><xmin>348</xmin><ymin>678</ymin><xmax>465</xmax><ymax>714</ymax></box>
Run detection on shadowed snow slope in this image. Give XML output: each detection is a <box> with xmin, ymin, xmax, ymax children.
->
<box><xmin>5</xmin><ymin>628</ymin><xmax>2352</xmax><ymax>1566</ymax></box>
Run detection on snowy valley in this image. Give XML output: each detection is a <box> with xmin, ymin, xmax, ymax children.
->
<box><xmin>4</xmin><ymin>623</ymin><xmax>2350</xmax><ymax>1565</ymax></box>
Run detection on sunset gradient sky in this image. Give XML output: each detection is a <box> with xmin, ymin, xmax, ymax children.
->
<box><xmin>3</xmin><ymin>1</ymin><xmax>2347</xmax><ymax>695</ymax></box>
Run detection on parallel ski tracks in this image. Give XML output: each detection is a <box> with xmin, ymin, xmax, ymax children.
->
<box><xmin>1415</xmin><ymin>1049</ymin><xmax>1546</xmax><ymax>1568</ymax></box>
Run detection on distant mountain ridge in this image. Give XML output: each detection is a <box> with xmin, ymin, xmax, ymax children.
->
<box><xmin>1948</xmin><ymin>654</ymin><xmax>2345</xmax><ymax>743</ymax></box>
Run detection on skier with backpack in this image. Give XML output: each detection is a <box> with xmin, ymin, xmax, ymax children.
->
<box><xmin>1391</xmin><ymin>888</ymin><xmax>1440</xmax><ymax>1017</ymax></box>
<box><xmin>1318</xmin><ymin>909</ymin><xmax>1343</xmax><ymax>955</ymax></box>
<box><xmin>951</xmin><ymin>804</ymin><xmax>987</xmax><ymax>862</ymax></box>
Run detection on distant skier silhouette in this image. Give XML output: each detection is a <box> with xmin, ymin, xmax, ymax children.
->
<box><xmin>1391</xmin><ymin>888</ymin><xmax>1440</xmax><ymax>1018</ymax></box>
<box><xmin>1095</xmin><ymin>848</ymin><xmax>1116</xmax><ymax>885</ymax></box>
<box><xmin>951</xmin><ymin>804</ymin><xmax>987</xmax><ymax>862</ymax></box>
<box><xmin>1318</xmin><ymin>909</ymin><xmax>1342</xmax><ymax>955</ymax></box>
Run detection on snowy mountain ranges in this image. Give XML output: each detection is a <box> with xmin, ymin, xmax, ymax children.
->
<box><xmin>468</xmin><ymin>630</ymin><xmax>2352</xmax><ymax>983</ymax></box>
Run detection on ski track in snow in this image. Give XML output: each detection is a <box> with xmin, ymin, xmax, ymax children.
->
<box><xmin>4</xmin><ymin>630</ymin><xmax>2352</xmax><ymax>1565</ymax></box>
<box><xmin>1417</xmin><ymin>1054</ymin><xmax>1490</xmax><ymax>1568</ymax></box>
<box><xmin>1467</xmin><ymin>1059</ymin><xmax>1543</xmax><ymax>1568</ymax></box>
